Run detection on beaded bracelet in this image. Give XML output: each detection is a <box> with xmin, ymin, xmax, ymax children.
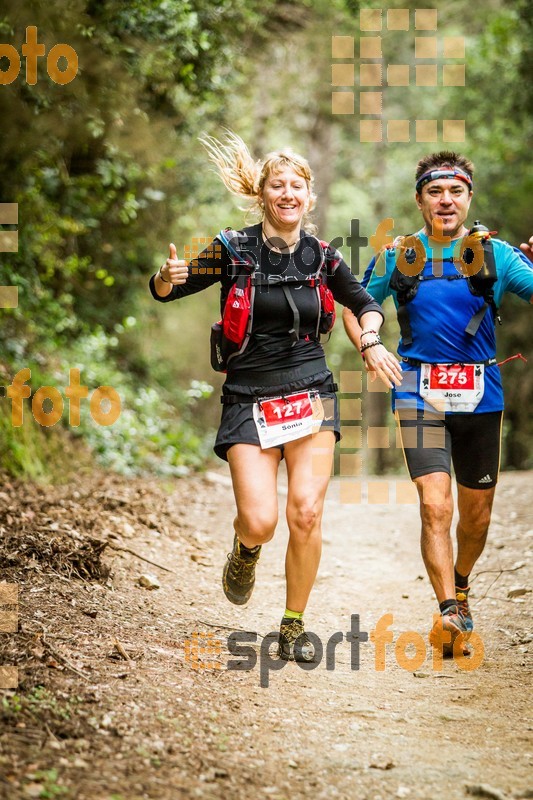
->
<box><xmin>360</xmin><ymin>329</ymin><xmax>378</xmax><ymax>339</ymax></box>
<box><xmin>360</xmin><ymin>337</ymin><xmax>382</xmax><ymax>354</ymax></box>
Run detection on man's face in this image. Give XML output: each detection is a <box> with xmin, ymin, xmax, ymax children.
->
<box><xmin>415</xmin><ymin>178</ymin><xmax>473</xmax><ymax>239</ymax></box>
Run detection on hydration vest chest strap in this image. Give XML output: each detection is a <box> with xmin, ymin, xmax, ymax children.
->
<box><xmin>397</xmin><ymin>303</ymin><xmax>413</xmax><ymax>346</ymax></box>
<box><xmin>465</xmin><ymin>301</ymin><xmax>489</xmax><ymax>336</ymax></box>
<box><xmin>281</xmin><ymin>285</ymin><xmax>301</xmax><ymax>346</ymax></box>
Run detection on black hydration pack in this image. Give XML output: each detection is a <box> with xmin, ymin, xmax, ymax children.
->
<box><xmin>210</xmin><ymin>226</ymin><xmax>339</xmax><ymax>372</ymax></box>
<box><xmin>389</xmin><ymin>221</ymin><xmax>500</xmax><ymax>346</ymax></box>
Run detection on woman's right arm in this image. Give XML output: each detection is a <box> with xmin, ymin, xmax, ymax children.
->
<box><xmin>152</xmin><ymin>243</ymin><xmax>189</xmax><ymax>299</ymax></box>
<box><xmin>150</xmin><ymin>240</ymin><xmax>228</xmax><ymax>303</ymax></box>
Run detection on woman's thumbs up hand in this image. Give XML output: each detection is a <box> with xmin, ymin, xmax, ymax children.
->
<box><xmin>160</xmin><ymin>243</ymin><xmax>189</xmax><ymax>285</ymax></box>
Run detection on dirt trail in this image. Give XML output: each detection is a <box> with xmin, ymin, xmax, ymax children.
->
<box><xmin>0</xmin><ymin>469</ymin><xmax>531</xmax><ymax>800</ymax></box>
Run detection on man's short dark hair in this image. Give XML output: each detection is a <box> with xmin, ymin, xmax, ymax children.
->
<box><xmin>415</xmin><ymin>151</ymin><xmax>474</xmax><ymax>182</ymax></box>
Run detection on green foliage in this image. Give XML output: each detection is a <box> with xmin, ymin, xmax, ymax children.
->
<box><xmin>0</xmin><ymin>323</ymin><xmax>215</xmax><ymax>477</ymax></box>
<box><xmin>26</xmin><ymin>769</ymin><xmax>69</xmax><ymax>799</ymax></box>
<box><xmin>0</xmin><ymin>0</ymin><xmax>301</xmax><ymax>478</ymax></box>
<box><xmin>2</xmin><ymin>685</ymin><xmax>82</xmax><ymax>723</ymax></box>
<box><xmin>0</xmin><ymin>403</ymin><xmax>90</xmax><ymax>482</ymax></box>
<box><xmin>0</xmin><ymin>0</ymin><xmax>531</xmax><ymax>478</ymax></box>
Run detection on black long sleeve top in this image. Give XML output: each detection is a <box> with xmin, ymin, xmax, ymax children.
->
<box><xmin>150</xmin><ymin>223</ymin><xmax>383</xmax><ymax>385</ymax></box>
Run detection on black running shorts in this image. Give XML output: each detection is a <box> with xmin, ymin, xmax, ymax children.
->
<box><xmin>396</xmin><ymin>409</ymin><xmax>503</xmax><ymax>489</ymax></box>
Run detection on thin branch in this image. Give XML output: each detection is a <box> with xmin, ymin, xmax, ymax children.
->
<box><xmin>471</xmin><ymin>563</ymin><xmax>526</xmax><ymax>601</ymax></box>
<box><xmin>478</xmin><ymin>574</ymin><xmax>502</xmax><ymax>601</ymax></box>
<box><xmin>476</xmin><ymin>595</ymin><xmax>515</xmax><ymax>605</ymax></box>
<box><xmin>106</xmin><ymin>544</ymin><xmax>174</xmax><ymax>573</ymax></box>
<box><xmin>42</xmin><ymin>637</ymin><xmax>90</xmax><ymax>681</ymax></box>
<box><xmin>113</xmin><ymin>639</ymin><xmax>131</xmax><ymax>661</ymax></box>
<box><xmin>43</xmin><ymin>722</ymin><xmax>59</xmax><ymax>743</ymax></box>
<box><xmin>471</xmin><ymin>564</ymin><xmax>525</xmax><ymax>579</ymax></box>
<box><xmin>196</xmin><ymin>620</ymin><xmax>264</xmax><ymax>638</ymax></box>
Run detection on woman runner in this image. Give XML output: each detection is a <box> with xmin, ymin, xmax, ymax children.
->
<box><xmin>150</xmin><ymin>131</ymin><xmax>402</xmax><ymax>661</ymax></box>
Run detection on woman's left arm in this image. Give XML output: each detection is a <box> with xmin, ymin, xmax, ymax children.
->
<box><xmin>328</xmin><ymin>258</ymin><xmax>402</xmax><ymax>389</ymax></box>
<box><xmin>355</xmin><ymin>310</ymin><xmax>403</xmax><ymax>388</ymax></box>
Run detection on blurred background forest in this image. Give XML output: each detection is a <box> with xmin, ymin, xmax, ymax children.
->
<box><xmin>0</xmin><ymin>0</ymin><xmax>531</xmax><ymax>482</ymax></box>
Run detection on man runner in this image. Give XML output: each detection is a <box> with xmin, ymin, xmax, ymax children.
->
<box><xmin>343</xmin><ymin>151</ymin><xmax>533</xmax><ymax>655</ymax></box>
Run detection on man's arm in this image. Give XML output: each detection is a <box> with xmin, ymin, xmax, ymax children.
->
<box><xmin>495</xmin><ymin>239</ymin><xmax>533</xmax><ymax>306</ymax></box>
<box><xmin>342</xmin><ymin>306</ymin><xmax>365</xmax><ymax>351</ymax></box>
<box><xmin>343</xmin><ymin>247</ymin><xmax>394</xmax><ymax>346</ymax></box>
<box><xmin>343</xmin><ymin>248</ymin><xmax>400</xmax><ymax>385</ymax></box>
<box><xmin>518</xmin><ymin>236</ymin><xmax>533</xmax><ymax>303</ymax></box>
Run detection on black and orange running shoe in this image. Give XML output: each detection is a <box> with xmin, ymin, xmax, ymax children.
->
<box><xmin>429</xmin><ymin>604</ymin><xmax>470</xmax><ymax>658</ymax></box>
<box><xmin>455</xmin><ymin>586</ymin><xmax>473</xmax><ymax>632</ymax></box>
<box><xmin>222</xmin><ymin>535</ymin><xmax>261</xmax><ymax>605</ymax></box>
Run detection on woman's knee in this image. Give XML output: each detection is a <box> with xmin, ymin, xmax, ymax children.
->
<box><xmin>237</xmin><ymin>510</ymin><xmax>277</xmax><ymax>544</ymax></box>
<box><xmin>286</xmin><ymin>498</ymin><xmax>321</xmax><ymax>539</ymax></box>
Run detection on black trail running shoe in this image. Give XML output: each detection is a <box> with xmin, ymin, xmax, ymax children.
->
<box><xmin>222</xmin><ymin>535</ymin><xmax>261</xmax><ymax>605</ymax></box>
<box><xmin>278</xmin><ymin>617</ymin><xmax>316</xmax><ymax>662</ymax></box>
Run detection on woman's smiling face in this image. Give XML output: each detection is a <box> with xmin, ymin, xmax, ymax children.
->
<box><xmin>261</xmin><ymin>167</ymin><xmax>310</xmax><ymax>230</ymax></box>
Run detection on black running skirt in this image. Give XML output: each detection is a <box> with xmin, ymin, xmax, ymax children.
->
<box><xmin>214</xmin><ymin>372</ymin><xmax>340</xmax><ymax>461</ymax></box>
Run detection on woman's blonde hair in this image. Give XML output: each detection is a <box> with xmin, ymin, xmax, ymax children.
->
<box><xmin>199</xmin><ymin>130</ymin><xmax>317</xmax><ymax>231</ymax></box>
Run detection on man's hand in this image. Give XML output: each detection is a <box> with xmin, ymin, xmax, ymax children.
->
<box><xmin>519</xmin><ymin>236</ymin><xmax>533</xmax><ymax>262</ymax></box>
<box><xmin>161</xmin><ymin>243</ymin><xmax>189</xmax><ymax>285</ymax></box>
